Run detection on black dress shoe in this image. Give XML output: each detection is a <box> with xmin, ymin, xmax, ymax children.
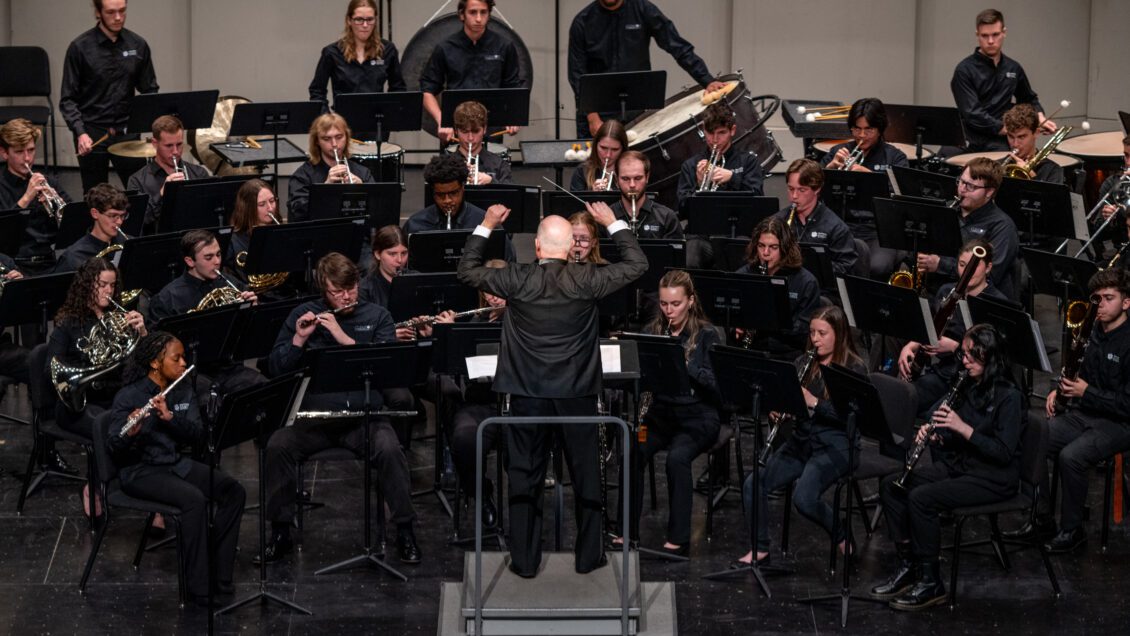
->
<box><xmin>251</xmin><ymin>533</ymin><xmax>293</xmax><ymax>565</ymax></box>
<box><xmin>889</xmin><ymin>561</ymin><xmax>947</xmax><ymax>612</ymax></box>
<box><xmin>576</xmin><ymin>554</ymin><xmax>609</xmax><ymax>574</ymax></box>
<box><xmin>397</xmin><ymin>533</ymin><xmax>422</xmax><ymax>564</ymax></box>
<box><xmin>1044</xmin><ymin>527</ymin><xmax>1087</xmax><ymax>554</ymax></box>
<box><xmin>871</xmin><ymin>544</ymin><xmax>917</xmax><ymax>600</ymax></box>
<box><xmin>479</xmin><ymin>482</ymin><xmax>498</xmax><ymax>529</ymax></box>
<box><xmin>1003</xmin><ymin>515</ymin><xmax>1057</xmax><ymax>541</ymax></box>
<box><xmin>40</xmin><ymin>449</ymin><xmax>76</xmax><ymax>475</ymax></box>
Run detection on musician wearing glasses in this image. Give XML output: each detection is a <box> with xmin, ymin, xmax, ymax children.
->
<box><xmin>773</xmin><ymin>159</ymin><xmax>858</xmax><ymax>276</ymax></box>
<box><xmin>445</xmin><ymin>101</ymin><xmax>512</xmax><ymax>185</ymax></box>
<box><xmin>609</xmin><ymin>151</ymin><xmax>683</xmax><ymax>240</ymax></box>
<box><xmin>147</xmin><ymin>230</ymin><xmax>257</xmax><ymax>324</ymax></box>
<box><xmin>107</xmin><ymin>331</ymin><xmax>246</xmax><ymax>607</ymax></box>
<box><xmin>570</xmin><ymin>120</ymin><xmax>628</xmax><ymax>192</ymax></box>
<box><xmin>872</xmin><ymin>324</ymin><xmax>1023</xmax><ymax>611</ymax></box>
<box><xmin>125</xmin><ymin>115</ymin><xmax>210</xmax><ymax>231</ymax></box>
<box><xmin>916</xmin><ymin>158</ymin><xmax>1019</xmax><ymax>299</ymax></box>
<box><xmin>569</xmin><ymin>211</ymin><xmax>607</xmax><ymax>264</ymax></box>
<box><xmin>55</xmin><ymin>183</ymin><xmax>129</xmax><ymax>272</ymax></box>
<box><xmin>262</xmin><ymin>252</ymin><xmax>421</xmax><ymax>565</ymax></box>
<box><xmin>951</xmin><ymin>9</ymin><xmax>1055</xmax><ymax>153</ymax></box>
<box><xmin>676</xmin><ymin>102</ymin><xmax>765</xmax><ymax>206</ymax></box>
<box><xmin>1001</xmin><ymin>104</ymin><xmax>1064</xmax><ymax>184</ymax></box>
<box><xmin>308</xmin><ymin>0</ymin><xmax>407</xmax><ymax>112</ymax></box>
<box><xmin>820</xmin><ymin>98</ymin><xmax>909</xmax><ymax>279</ymax></box>
<box><xmin>287</xmin><ymin>113</ymin><xmax>374</xmax><ymax>223</ymax></box>
<box><xmin>0</xmin><ymin>118</ymin><xmax>72</xmax><ymax>274</ymax></box>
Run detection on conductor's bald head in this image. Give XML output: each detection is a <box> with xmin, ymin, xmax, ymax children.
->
<box><xmin>535</xmin><ymin>215</ymin><xmax>574</xmax><ymax>260</ymax></box>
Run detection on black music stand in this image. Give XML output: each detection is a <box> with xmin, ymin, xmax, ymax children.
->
<box><xmin>961</xmin><ymin>295</ymin><xmax>1051</xmax><ymax>373</ymax></box>
<box><xmin>872</xmin><ymin>197</ymin><xmax>963</xmax><ymax>268</ymax></box>
<box><xmin>212</xmin><ymin>371</ymin><xmax>311</xmax><ymax>617</ymax></box>
<box><xmin>118</xmin><ymin>230</ymin><xmax>191</xmax><ymax>296</ymax></box>
<box><xmin>54</xmin><ymin>202</ymin><xmax>94</xmax><ymax>251</ymax></box>
<box><xmin>702</xmin><ymin>347</ymin><xmax>805</xmax><ymax>595</ymax></box>
<box><xmin>883</xmin><ymin>104</ymin><xmax>966</xmax><ymax>161</ymax></box>
<box><xmin>387</xmin><ymin>272</ymin><xmax>478</xmax><ymax>324</ymax></box>
<box><xmin>600</xmin><ymin>238</ymin><xmax>686</xmax><ymax>292</ymax></box>
<box><xmin>889</xmin><ymin>165</ymin><xmax>958</xmax><ymax>203</ymax></box>
<box><xmin>439</xmin><ymin>88</ymin><xmax>531</xmax><ymax>128</ymax></box>
<box><xmin>686</xmin><ymin>193</ymin><xmax>779</xmax><ymax>238</ymax></box>
<box><xmin>686</xmin><ymin>269</ymin><xmax>790</xmax><ymax>336</ymax></box>
<box><xmin>1020</xmin><ymin>247</ymin><xmax>1096</xmax><ymax>375</ymax></box>
<box><xmin>837</xmin><ymin>274</ymin><xmax>937</xmax><ymax>344</ymax></box>
<box><xmin>160</xmin><ymin>176</ymin><xmax>257</xmax><ymax>233</ymax></box>
<box><xmin>425</xmin><ymin>183</ymin><xmax>541</xmax><ymax>235</ymax></box>
<box><xmin>229</xmin><ymin>101</ymin><xmax>323</xmax><ymax>180</ymax></box>
<box><xmin>304</xmin><ymin>341</ymin><xmax>432</xmax><ymax>580</ymax></box>
<box><xmin>578</xmin><ymin>71</ymin><xmax>667</xmax><ymax>123</ymax></box>
<box><xmin>821</xmin><ymin>170</ymin><xmax>891</xmax><ymax>219</ymax></box>
<box><xmin>797</xmin><ymin>363</ymin><xmax>893</xmax><ymax>627</ymax></box>
<box><xmin>542</xmin><ymin>190</ymin><xmax>621</xmax><ymax>218</ymax></box>
<box><xmin>996</xmin><ymin>178</ymin><xmax>1084</xmax><ymax>242</ymax></box>
<box><xmin>126</xmin><ymin>90</ymin><xmax>219</xmax><ymax>134</ymax></box>
<box><xmin>0</xmin><ymin>273</ymin><xmax>70</xmax><ymax>343</ymax></box>
<box><xmin>156</xmin><ymin>305</ymin><xmax>245</xmax><ymax>377</ymax></box>
<box><xmin>308</xmin><ymin>182</ymin><xmax>402</xmax><ymax>229</ymax></box>
<box><xmin>0</xmin><ymin>210</ymin><xmax>29</xmax><ymax>256</ymax></box>
<box><xmin>800</xmin><ymin>243</ymin><xmax>837</xmax><ymax>291</ymax></box>
<box><xmin>228</xmin><ymin>297</ymin><xmax>313</xmax><ymax>363</ymax></box>
<box><xmin>407</xmin><ymin>229</ymin><xmax>506</xmax><ymax>273</ymax></box>
<box><xmin>710</xmin><ymin>237</ymin><xmax>749</xmax><ymax>272</ymax></box>
<box><xmin>333</xmin><ymin>92</ymin><xmax>424</xmax><ymax>181</ymax></box>
<box><xmin>243</xmin><ymin>218</ymin><xmax>366</xmax><ymax>287</ymax></box>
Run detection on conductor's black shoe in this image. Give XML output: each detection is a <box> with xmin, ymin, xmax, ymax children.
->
<box><xmin>1003</xmin><ymin>515</ymin><xmax>1057</xmax><ymax>541</ymax></box>
<box><xmin>397</xmin><ymin>533</ymin><xmax>422</xmax><ymax>564</ymax></box>
<box><xmin>252</xmin><ymin>533</ymin><xmax>293</xmax><ymax>565</ymax></box>
<box><xmin>1044</xmin><ymin>527</ymin><xmax>1087</xmax><ymax>554</ymax></box>
<box><xmin>576</xmin><ymin>554</ymin><xmax>609</xmax><ymax>574</ymax></box>
<box><xmin>889</xmin><ymin>562</ymin><xmax>947</xmax><ymax>612</ymax></box>
<box><xmin>40</xmin><ymin>449</ymin><xmax>76</xmax><ymax>475</ymax></box>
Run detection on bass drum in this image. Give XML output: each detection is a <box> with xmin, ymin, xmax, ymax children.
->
<box><xmin>400</xmin><ymin>13</ymin><xmax>534</xmax><ymax>136</ymax></box>
<box><xmin>189</xmin><ymin>95</ymin><xmax>264</xmax><ymax>177</ymax></box>
<box><xmin>627</xmin><ymin>74</ymin><xmax>782</xmax><ymax>210</ymax></box>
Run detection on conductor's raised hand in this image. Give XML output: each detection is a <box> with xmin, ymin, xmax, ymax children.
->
<box><xmin>483</xmin><ymin>204</ymin><xmax>510</xmax><ymax>230</ymax></box>
<box><xmin>586</xmin><ymin>201</ymin><xmax>616</xmax><ymax>227</ymax></box>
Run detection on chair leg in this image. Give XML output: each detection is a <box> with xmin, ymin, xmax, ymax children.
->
<box><xmin>829</xmin><ymin>482</ymin><xmax>843</xmax><ymax>576</ymax></box>
<box><xmin>296</xmin><ymin>461</ymin><xmax>306</xmax><ymax>549</ymax></box>
<box><xmin>949</xmin><ymin>517</ymin><xmax>965</xmax><ymax>608</ymax></box>
<box><xmin>780</xmin><ymin>485</ymin><xmax>792</xmax><ymax>555</ymax></box>
<box><xmin>1038</xmin><ymin>536</ymin><xmax>1062</xmax><ymax>597</ymax></box>
<box><xmin>852</xmin><ymin>480</ymin><xmax>873</xmax><ymax>536</ymax></box>
<box><xmin>1101</xmin><ymin>460</ymin><xmax>1113</xmax><ymax>553</ymax></box>
<box><xmin>133</xmin><ymin>512</ymin><xmax>155</xmax><ymax>569</ymax></box>
<box><xmin>85</xmin><ymin>448</ymin><xmax>96</xmax><ymax>533</ymax></box>
<box><xmin>79</xmin><ymin>509</ymin><xmax>110</xmax><ymax>593</ymax></box>
<box><xmin>988</xmin><ymin>514</ymin><xmax>1011</xmax><ymax>571</ymax></box>
<box><xmin>17</xmin><ymin>432</ymin><xmax>42</xmax><ymax>514</ymax></box>
<box><xmin>706</xmin><ymin>452</ymin><xmax>715</xmax><ymax>538</ymax></box>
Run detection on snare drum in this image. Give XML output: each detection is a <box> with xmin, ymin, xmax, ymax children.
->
<box><xmin>350</xmin><ymin>140</ymin><xmax>405</xmax><ymax>182</ymax></box>
<box><xmin>811</xmin><ymin>140</ymin><xmax>935</xmax><ymax>165</ymax></box>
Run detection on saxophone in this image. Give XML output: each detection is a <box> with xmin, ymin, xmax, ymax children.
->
<box><xmin>892</xmin><ymin>370</ymin><xmax>970</xmax><ymax>491</ymax></box>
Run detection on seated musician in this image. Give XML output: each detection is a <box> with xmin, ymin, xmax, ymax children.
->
<box><xmin>1001</xmin><ymin>103</ymin><xmax>1064</xmax><ymax>184</ymax></box>
<box><xmin>569</xmin><ymin>211</ymin><xmax>607</xmax><ymax>264</ymax></box>
<box><xmin>872</xmin><ymin>323</ymin><xmax>1023</xmax><ymax>611</ymax></box>
<box><xmin>107</xmin><ymin>331</ymin><xmax>245</xmax><ymax>607</ymax></box>
<box><xmin>55</xmin><ymin>183</ymin><xmax>129</xmax><ymax>272</ymax></box>
<box><xmin>773</xmin><ymin>159</ymin><xmax>859</xmax><ymax>276</ymax></box>
<box><xmin>1093</xmin><ymin>135</ymin><xmax>1130</xmax><ymax>251</ymax></box>
<box><xmin>676</xmin><ymin>101</ymin><xmax>765</xmax><ymax>206</ymax></box>
<box><xmin>226</xmin><ymin>178</ymin><xmax>281</xmax><ymax>288</ymax></box>
<box><xmin>1007</xmin><ymin>268</ymin><xmax>1130</xmax><ymax>553</ymax></box>
<box><xmin>735</xmin><ymin>216</ymin><xmax>821</xmax><ymax>359</ymax></box>
<box><xmin>609</xmin><ymin>150</ymin><xmax>683</xmax><ymax>240</ymax></box>
<box><xmin>736</xmin><ymin>305</ymin><xmax>868</xmax><ymax>567</ymax></box>
<box><xmin>898</xmin><ymin>239</ymin><xmax>1010</xmax><ymax>415</ymax></box>
<box><xmin>445</xmin><ymin>101</ymin><xmax>512</xmax><ymax>185</ymax></box>
<box><xmin>148</xmin><ymin>230</ymin><xmax>257</xmax><ymax>323</ymax></box>
<box><xmin>569</xmin><ymin>120</ymin><xmax>627</xmax><ymax>192</ymax></box>
<box><xmin>287</xmin><ymin>113</ymin><xmax>374</xmax><ymax>223</ymax></box>
<box><xmin>820</xmin><ymin>98</ymin><xmax>909</xmax><ymax>278</ymax></box>
<box><xmin>0</xmin><ymin>118</ymin><xmax>73</xmax><ymax>274</ymax></box>
<box><xmin>916</xmin><ymin>157</ymin><xmax>1019</xmax><ymax>299</ymax></box>
<box><xmin>48</xmin><ymin>257</ymin><xmax>147</xmax><ymax>513</ymax></box>
<box><xmin>361</xmin><ymin>225</ymin><xmax>455</xmax><ymax>340</ymax></box>
<box><xmin>261</xmin><ymin>252</ymin><xmax>420</xmax><ymax>565</ymax></box>
<box><xmin>617</xmin><ymin>270</ymin><xmax>721</xmax><ymax>558</ymax></box>
<box><xmin>0</xmin><ymin>253</ymin><xmax>30</xmax><ymax>448</ymax></box>
<box><xmin>125</xmin><ymin>115</ymin><xmax>210</xmax><ymax>231</ymax></box>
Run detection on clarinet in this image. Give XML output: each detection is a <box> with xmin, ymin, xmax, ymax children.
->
<box><xmin>760</xmin><ymin>349</ymin><xmax>817</xmax><ymax>463</ymax></box>
<box><xmin>892</xmin><ymin>370</ymin><xmax>969</xmax><ymax>491</ymax></box>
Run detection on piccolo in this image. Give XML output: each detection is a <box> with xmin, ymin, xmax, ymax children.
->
<box><xmin>119</xmin><ymin>365</ymin><xmax>196</xmax><ymax>436</ymax></box>
<box><xmin>395</xmin><ymin>306</ymin><xmax>501</xmax><ymax>329</ymax></box>
<box><xmin>298</xmin><ymin>302</ymin><xmax>358</xmax><ymax>329</ymax></box>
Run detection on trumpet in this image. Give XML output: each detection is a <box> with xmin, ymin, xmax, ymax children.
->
<box><xmin>394</xmin><ymin>305</ymin><xmax>501</xmax><ymax>329</ymax></box>
<box><xmin>760</xmin><ymin>348</ymin><xmax>818</xmax><ymax>463</ymax></box>
<box><xmin>297</xmin><ymin>302</ymin><xmax>358</xmax><ymax>329</ymax></box>
<box><xmin>598</xmin><ymin>156</ymin><xmax>614</xmax><ymax>191</ymax></box>
<box><xmin>24</xmin><ymin>162</ymin><xmax>66</xmax><ymax>224</ymax></box>
<box><xmin>119</xmin><ymin>365</ymin><xmax>196</xmax><ymax>436</ymax></box>
<box><xmin>698</xmin><ymin>144</ymin><xmax>724</xmax><ymax>192</ymax></box>
<box><xmin>332</xmin><ymin>146</ymin><xmax>354</xmax><ymax>184</ymax></box>
<box><xmin>466</xmin><ymin>141</ymin><xmax>480</xmax><ymax>186</ymax></box>
<box><xmin>841</xmin><ymin>141</ymin><xmax>865</xmax><ymax>170</ymax></box>
<box><xmin>893</xmin><ymin>370</ymin><xmax>969</xmax><ymax>491</ymax></box>
<box><xmin>627</xmin><ymin>192</ymin><xmax>641</xmax><ymax>235</ymax></box>
<box><xmin>172</xmin><ymin>154</ymin><xmax>188</xmax><ymax>181</ymax></box>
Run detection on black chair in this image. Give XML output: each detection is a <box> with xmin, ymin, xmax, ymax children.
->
<box><xmin>0</xmin><ymin>46</ymin><xmax>58</xmax><ymax>169</ymax></box>
<box><xmin>703</xmin><ymin>420</ymin><xmax>738</xmax><ymax>538</ymax></box>
<box><xmin>947</xmin><ymin>416</ymin><xmax>1061</xmax><ymax>608</ymax></box>
<box><xmin>80</xmin><ymin>411</ymin><xmax>188</xmax><ymax>604</ymax></box>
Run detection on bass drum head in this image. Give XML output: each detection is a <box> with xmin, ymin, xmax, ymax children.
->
<box><xmin>189</xmin><ymin>95</ymin><xmax>263</xmax><ymax>177</ymax></box>
<box><xmin>400</xmin><ymin>14</ymin><xmax>534</xmax><ymax>136</ymax></box>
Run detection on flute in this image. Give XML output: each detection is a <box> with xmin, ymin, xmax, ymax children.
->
<box><xmin>119</xmin><ymin>365</ymin><xmax>196</xmax><ymax>436</ymax></box>
<box><xmin>298</xmin><ymin>302</ymin><xmax>358</xmax><ymax>329</ymax></box>
<box><xmin>395</xmin><ymin>306</ymin><xmax>501</xmax><ymax>329</ymax></box>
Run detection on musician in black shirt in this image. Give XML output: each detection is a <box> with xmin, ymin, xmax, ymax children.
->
<box><xmin>107</xmin><ymin>332</ymin><xmax>245</xmax><ymax>606</ymax></box>
<box><xmin>60</xmin><ymin>0</ymin><xmax>158</xmax><ymax>191</ymax></box>
<box><xmin>125</xmin><ymin>115</ymin><xmax>210</xmax><ymax>230</ymax></box>
<box><xmin>1094</xmin><ymin>136</ymin><xmax>1130</xmax><ymax>247</ymax></box>
<box><xmin>287</xmin><ymin>113</ymin><xmax>374</xmax><ymax>223</ymax></box>
<box><xmin>308</xmin><ymin>0</ymin><xmax>407</xmax><ymax>111</ymax></box>
<box><xmin>148</xmin><ymin>230</ymin><xmax>257</xmax><ymax>324</ymax></box>
<box><xmin>362</xmin><ymin>225</ymin><xmax>454</xmax><ymax>340</ymax></box>
<box><xmin>55</xmin><ymin>183</ymin><xmax>128</xmax><ymax>273</ymax></box>
<box><xmin>950</xmin><ymin>9</ymin><xmax>1055</xmax><ymax>152</ymax></box>
<box><xmin>1001</xmin><ymin>104</ymin><xmax>1064</xmax><ymax>184</ymax></box>
<box><xmin>609</xmin><ymin>151</ymin><xmax>683</xmax><ymax>240</ymax></box>
<box><xmin>225</xmin><ymin>178</ymin><xmax>281</xmax><ymax>288</ymax></box>
<box><xmin>772</xmin><ymin>159</ymin><xmax>859</xmax><ymax>277</ymax></box>
<box><xmin>446</xmin><ymin>101</ymin><xmax>512</xmax><ymax>185</ymax></box>
<box><xmin>0</xmin><ymin>118</ymin><xmax>73</xmax><ymax>273</ymax></box>
<box><xmin>420</xmin><ymin>0</ymin><xmax>523</xmax><ymax>143</ymax></box>
<box><xmin>0</xmin><ymin>255</ymin><xmax>29</xmax><ymax>450</ymax></box>
<box><xmin>569</xmin><ymin>120</ymin><xmax>628</xmax><ymax>192</ymax></box>
<box><xmin>568</xmin><ymin>0</ymin><xmax>726</xmax><ymax>137</ymax></box>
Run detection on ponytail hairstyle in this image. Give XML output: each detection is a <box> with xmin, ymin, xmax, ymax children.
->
<box><xmin>647</xmin><ymin>269</ymin><xmax>712</xmax><ymax>361</ymax></box>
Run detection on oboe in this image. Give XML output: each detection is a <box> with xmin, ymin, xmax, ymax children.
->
<box><xmin>394</xmin><ymin>306</ymin><xmax>501</xmax><ymax>329</ymax></box>
<box><xmin>119</xmin><ymin>365</ymin><xmax>196</xmax><ymax>436</ymax></box>
<box><xmin>892</xmin><ymin>370</ymin><xmax>969</xmax><ymax>491</ymax></box>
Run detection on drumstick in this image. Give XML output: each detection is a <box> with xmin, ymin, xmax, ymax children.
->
<box><xmin>490</xmin><ymin>130</ymin><xmax>508</xmax><ymax>138</ymax></box>
<box><xmin>89</xmin><ymin>133</ymin><xmax>110</xmax><ymax>149</ymax></box>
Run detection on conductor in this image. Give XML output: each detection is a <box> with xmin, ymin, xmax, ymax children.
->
<box><xmin>457</xmin><ymin>202</ymin><xmax>647</xmax><ymax>577</ymax></box>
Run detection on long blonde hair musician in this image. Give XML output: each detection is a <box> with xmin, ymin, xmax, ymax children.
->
<box><xmin>568</xmin><ymin>211</ymin><xmax>607</xmax><ymax>264</ymax></box>
<box><xmin>647</xmin><ymin>269</ymin><xmax>712</xmax><ymax>360</ymax></box>
<box><xmin>580</xmin><ymin>120</ymin><xmax>629</xmax><ymax>191</ymax></box>
<box><xmin>307</xmin><ymin>113</ymin><xmax>359</xmax><ymax>184</ymax></box>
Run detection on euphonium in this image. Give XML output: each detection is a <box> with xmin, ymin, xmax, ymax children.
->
<box><xmin>50</xmin><ymin>297</ymin><xmax>141</xmax><ymax>411</ymax></box>
<box><xmin>1003</xmin><ymin>126</ymin><xmax>1073</xmax><ymax>180</ymax></box>
<box><xmin>893</xmin><ymin>370</ymin><xmax>969</xmax><ymax>491</ymax></box>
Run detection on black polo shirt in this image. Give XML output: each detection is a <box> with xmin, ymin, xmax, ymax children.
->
<box><xmin>0</xmin><ymin>168</ymin><xmax>72</xmax><ymax>262</ymax></box>
<box><xmin>773</xmin><ymin>202</ymin><xmax>858</xmax><ymax>275</ymax></box>
<box><xmin>676</xmin><ymin>146</ymin><xmax>766</xmax><ymax>210</ymax></box>
<box><xmin>308</xmin><ymin>40</ymin><xmax>407</xmax><ymax>109</ymax></box>
<box><xmin>286</xmin><ymin>159</ymin><xmax>374</xmax><ymax>223</ymax></box>
<box><xmin>60</xmin><ymin>26</ymin><xmax>159</xmax><ymax>136</ymax></box>
<box><xmin>147</xmin><ymin>272</ymin><xmax>225</xmax><ymax>324</ymax></box>
<box><xmin>951</xmin><ymin>48</ymin><xmax>1044</xmax><ymax>151</ymax></box>
<box><xmin>55</xmin><ymin>232</ymin><xmax>124</xmax><ymax>272</ymax></box>
<box><xmin>419</xmin><ymin>29</ymin><xmax>523</xmax><ymax>95</ymax></box>
<box><xmin>609</xmin><ymin>197</ymin><xmax>684</xmax><ymax>239</ymax></box>
<box><xmin>936</xmin><ymin>201</ymin><xmax>1019</xmax><ymax>299</ymax></box>
<box><xmin>125</xmin><ymin>160</ymin><xmax>211</xmax><ymax>227</ymax></box>
<box><xmin>818</xmin><ymin>140</ymin><xmax>908</xmax><ymax>226</ymax></box>
<box><xmin>442</xmin><ymin>148</ymin><xmax>512</xmax><ymax>184</ymax></box>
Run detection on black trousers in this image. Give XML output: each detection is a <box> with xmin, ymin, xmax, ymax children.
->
<box><xmin>621</xmin><ymin>401</ymin><xmax>718</xmax><ymax>545</ymax></box>
<box><xmin>74</xmin><ymin>126</ymin><xmax>147</xmax><ymax>192</ymax></box>
<box><xmin>0</xmin><ymin>341</ymin><xmax>29</xmax><ymax>385</ymax></box>
<box><xmin>506</xmin><ymin>394</ymin><xmax>602</xmax><ymax>576</ymax></box>
<box><xmin>264</xmin><ymin>417</ymin><xmax>415</xmax><ymax>526</ymax></box>
<box><xmin>120</xmin><ymin>459</ymin><xmax>245</xmax><ymax>597</ymax></box>
<box><xmin>449</xmin><ymin>402</ymin><xmax>503</xmax><ymax>489</ymax></box>
<box><xmin>1040</xmin><ymin>410</ymin><xmax>1130</xmax><ymax>531</ymax></box>
<box><xmin>880</xmin><ymin>461</ymin><xmax>1012</xmax><ymax>560</ymax></box>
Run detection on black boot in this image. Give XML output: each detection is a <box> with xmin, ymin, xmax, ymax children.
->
<box><xmin>870</xmin><ymin>543</ymin><xmax>917</xmax><ymax>600</ymax></box>
<box><xmin>1002</xmin><ymin>514</ymin><xmax>1057</xmax><ymax>541</ymax></box>
<box><xmin>889</xmin><ymin>560</ymin><xmax>947</xmax><ymax>611</ymax></box>
<box><xmin>40</xmin><ymin>448</ymin><xmax>77</xmax><ymax>475</ymax></box>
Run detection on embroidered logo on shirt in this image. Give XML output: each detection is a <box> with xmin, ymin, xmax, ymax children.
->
<box><xmin>1109</xmin><ymin>353</ymin><xmax>1121</xmax><ymax>364</ymax></box>
<box><xmin>969</xmin><ymin>227</ymin><xmax>987</xmax><ymax>236</ymax></box>
<box><xmin>354</xmin><ymin>325</ymin><xmax>373</xmax><ymax>332</ymax></box>
<box><xmin>123</xmin><ymin>50</ymin><xmax>138</xmax><ymax>57</ymax></box>
<box><xmin>174</xmin><ymin>403</ymin><xmax>189</xmax><ymax>412</ymax></box>
<box><xmin>810</xmin><ymin>231</ymin><xmax>827</xmax><ymax>240</ymax></box>
<box><xmin>484</xmin><ymin>54</ymin><xmax>502</xmax><ymax>61</ymax></box>
<box><xmin>788</xmin><ymin>291</ymin><xmax>798</xmax><ymax>300</ymax></box>
<box><xmin>625</xmin><ymin>23</ymin><xmax>642</xmax><ymax>30</ymax></box>
<box><xmin>643</xmin><ymin>224</ymin><xmax>659</xmax><ymax>232</ymax></box>
<box><xmin>731</xmin><ymin>166</ymin><xmax>745</xmax><ymax>175</ymax></box>
<box><xmin>1005</xmin><ymin>71</ymin><xmax>1017</xmax><ymax>79</ymax></box>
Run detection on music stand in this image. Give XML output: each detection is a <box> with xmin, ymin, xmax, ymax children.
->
<box><xmin>888</xmin><ymin>165</ymin><xmax>958</xmax><ymax>203</ymax></box>
<box><xmin>0</xmin><ymin>209</ymin><xmax>28</xmax><ymax>256</ymax></box>
<box><xmin>227</xmin><ymin>297</ymin><xmax>313</xmax><ymax>363</ymax></box>
<box><xmin>407</xmin><ymin>229</ymin><xmax>506</xmax><ymax>273</ymax></box>
<box><xmin>304</xmin><ymin>341</ymin><xmax>432</xmax><ymax>580</ymax></box>
<box><xmin>837</xmin><ymin>274</ymin><xmax>938</xmax><ymax>344</ymax></box>
<box><xmin>960</xmin><ymin>296</ymin><xmax>1051</xmax><ymax>373</ymax></box>
<box><xmin>387</xmin><ymin>272</ymin><xmax>478</xmax><ymax>323</ymax></box>
<box><xmin>53</xmin><ymin>202</ymin><xmax>91</xmax><ymax>250</ymax></box>
<box><xmin>872</xmin><ymin>197</ymin><xmax>963</xmax><ymax>266</ymax></box>
<box><xmin>702</xmin><ymin>347</ymin><xmax>806</xmax><ymax>595</ymax></box>
<box><xmin>0</xmin><ymin>272</ymin><xmax>71</xmax><ymax>342</ymax></box>
<box><xmin>797</xmin><ymin>243</ymin><xmax>837</xmax><ymax>291</ymax></box>
<box><xmin>797</xmin><ymin>363</ymin><xmax>893</xmax><ymax>627</ymax></box>
<box><xmin>439</xmin><ymin>88</ymin><xmax>531</xmax><ymax>128</ymax></box>
<box><xmin>995</xmin><ymin>179</ymin><xmax>1085</xmax><ymax>242</ymax></box>
<box><xmin>126</xmin><ymin>90</ymin><xmax>219</xmax><ymax>133</ymax></box>
<box><xmin>578</xmin><ymin>71</ymin><xmax>667</xmax><ymax>123</ymax></box>
<box><xmin>710</xmin><ymin>237</ymin><xmax>749</xmax><ymax>272</ymax></box>
<box><xmin>212</xmin><ymin>371</ymin><xmax>312</xmax><ymax>617</ymax></box>
<box><xmin>821</xmin><ymin>170</ymin><xmax>891</xmax><ymax>219</ymax></box>
<box><xmin>542</xmin><ymin>190</ymin><xmax>621</xmax><ymax>218</ymax></box>
<box><xmin>156</xmin><ymin>304</ymin><xmax>245</xmax><ymax>375</ymax></box>
<box><xmin>599</xmin><ymin>238</ymin><xmax>686</xmax><ymax>292</ymax></box>
<box><xmin>229</xmin><ymin>101</ymin><xmax>323</xmax><ymax>180</ymax></box>
<box><xmin>160</xmin><ymin>176</ymin><xmax>257</xmax><ymax>233</ymax></box>
<box><xmin>243</xmin><ymin>218</ymin><xmax>366</xmax><ymax>287</ymax></box>
<box><xmin>883</xmin><ymin>103</ymin><xmax>966</xmax><ymax>161</ymax></box>
<box><xmin>1023</xmin><ymin>247</ymin><xmax>1097</xmax><ymax>303</ymax></box>
<box><xmin>426</xmin><ymin>183</ymin><xmax>541</xmax><ymax>235</ymax></box>
<box><xmin>333</xmin><ymin>92</ymin><xmax>424</xmax><ymax>181</ymax></box>
<box><xmin>686</xmin><ymin>269</ymin><xmax>790</xmax><ymax>335</ymax></box>
<box><xmin>308</xmin><ymin>182</ymin><xmax>402</xmax><ymax>229</ymax></box>
<box><xmin>686</xmin><ymin>193</ymin><xmax>779</xmax><ymax>238</ymax></box>
<box><xmin>118</xmin><ymin>230</ymin><xmax>190</xmax><ymax>296</ymax></box>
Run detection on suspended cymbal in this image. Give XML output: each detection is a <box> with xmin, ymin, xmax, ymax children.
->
<box><xmin>108</xmin><ymin>140</ymin><xmax>156</xmax><ymax>158</ymax></box>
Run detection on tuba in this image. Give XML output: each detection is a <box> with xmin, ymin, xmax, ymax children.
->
<box><xmin>50</xmin><ymin>298</ymin><xmax>141</xmax><ymax>411</ymax></box>
<box><xmin>1003</xmin><ymin>126</ymin><xmax>1073</xmax><ymax>180</ymax></box>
